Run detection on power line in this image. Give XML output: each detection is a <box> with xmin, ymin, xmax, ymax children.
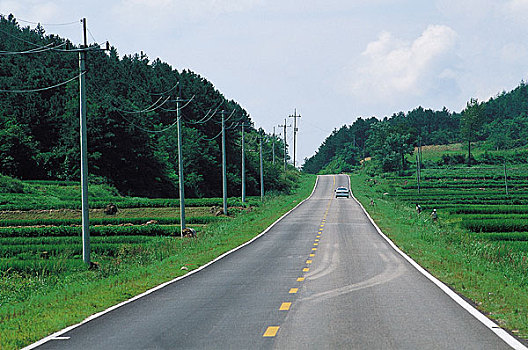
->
<box><xmin>0</xmin><ymin>42</ymin><xmax>67</xmax><ymax>55</ymax></box>
<box><xmin>150</xmin><ymin>82</ymin><xmax>180</xmax><ymax>96</ymax></box>
<box><xmin>0</xmin><ymin>72</ymin><xmax>83</xmax><ymax>93</ymax></box>
<box><xmin>114</xmin><ymin>111</ymin><xmax>181</xmax><ymax>134</ymax></box>
<box><xmin>5</xmin><ymin>15</ymin><xmax>79</xmax><ymax>26</ymax></box>
<box><xmin>159</xmin><ymin>95</ymin><xmax>195</xmax><ymax>112</ymax></box>
<box><xmin>113</xmin><ymin>95</ymin><xmax>170</xmax><ymax>114</ymax></box>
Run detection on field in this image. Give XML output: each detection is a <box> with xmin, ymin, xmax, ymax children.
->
<box><xmin>0</xmin><ymin>174</ymin><xmax>309</xmax><ymax>350</ymax></box>
<box><xmin>0</xmin><ymin>179</ymin><xmax>259</xmax><ymax>276</ymax></box>
<box><xmin>353</xmin><ymin>162</ymin><xmax>528</xmax><ymax>339</ymax></box>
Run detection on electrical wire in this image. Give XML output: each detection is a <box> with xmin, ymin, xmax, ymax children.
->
<box><xmin>0</xmin><ymin>42</ymin><xmax>63</xmax><ymax>55</ymax></box>
<box><xmin>150</xmin><ymin>81</ymin><xmax>179</xmax><ymax>96</ymax></box>
<box><xmin>0</xmin><ymin>71</ymin><xmax>83</xmax><ymax>93</ymax></box>
<box><xmin>114</xmin><ymin>111</ymin><xmax>181</xmax><ymax>134</ymax></box>
<box><xmin>0</xmin><ymin>27</ymin><xmax>102</xmax><ymax>53</ymax></box>
<box><xmin>202</xmin><ymin>129</ymin><xmax>223</xmax><ymax>141</ymax></box>
<box><xmin>159</xmin><ymin>95</ymin><xmax>195</xmax><ymax>112</ymax></box>
<box><xmin>185</xmin><ymin>100</ymin><xmax>224</xmax><ymax>125</ymax></box>
<box><xmin>11</xmin><ymin>16</ymin><xmax>79</xmax><ymax>26</ymax></box>
<box><xmin>86</xmin><ymin>27</ymin><xmax>97</xmax><ymax>44</ymax></box>
<box><xmin>113</xmin><ymin>95</ymin><xmax>170</xmax><ymax>114</ymax></box>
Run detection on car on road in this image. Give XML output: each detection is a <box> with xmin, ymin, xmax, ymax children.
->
<box><xmin>335</xmin><ymin>186</ymin><xmax>350</xmax><ymax>198</ymax></box>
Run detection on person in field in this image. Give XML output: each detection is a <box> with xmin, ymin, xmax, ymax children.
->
<box><xmin>431</xmin><ymin>208</ymin><xmax>438</xmax><ymax>222</ymax></box>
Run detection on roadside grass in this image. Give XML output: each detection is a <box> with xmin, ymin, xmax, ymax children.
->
<box><xmin>0</xmin><ymin>174</ymin><xmax>316</xmax><ymax>350</ymax></box>
<box><xmin>350</xmin><ymin>171</ymin><xmax>528</xmax><ymax>341</ymax></box>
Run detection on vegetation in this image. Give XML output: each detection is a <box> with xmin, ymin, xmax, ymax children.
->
<box><xmin>0</xmin><ymin>14</ymin><xmax>292</xmax><ymax>198</ymax></box>
<box><xmin>0</xmin><ymin>174</ymin><xmax>316</xmax><ymax>349</ymax></box>
<box><xmin>350</xmin><ymin>157</ymin><xmax>528</xmax><ymax>340</ymax></box>
<box><xmin>303</xmin><ymin>80</ymin><xmax>528</xmax><ymax>174</ymax></box>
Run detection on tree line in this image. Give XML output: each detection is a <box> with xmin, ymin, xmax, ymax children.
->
<box><xmin>0</xmin><ymin>15</ymin><xmax>295</xmax><ymax>198</ymax></box>
<box><xmin>303</xmin><ymin>80</ymin><xmax>528</xmax><ymax>174</ymax></box>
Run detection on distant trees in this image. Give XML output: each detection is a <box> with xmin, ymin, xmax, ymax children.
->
<box><xmin>304</xmin><ymin>78</ymin><xmax>528</xmax><ymax>174</ymax></box>
<box><xmin>0</xmin><ymin>15</ymin><xmax>290</xmax><ymax>197</ymax></box>
<box><xmin>460</xmin><ymin>98</ymin><xmax>484</xmax><ymax>166</ymax></box>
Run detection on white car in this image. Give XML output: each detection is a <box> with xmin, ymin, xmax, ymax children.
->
<box><xmin>335</xmin><ymin>187</ymin><xmax>350</xmax><ymax>198</ymax></box>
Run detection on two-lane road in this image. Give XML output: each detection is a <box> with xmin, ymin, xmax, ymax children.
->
<box><xmin>32</xmin><ymin>174</ymin><xmax>523</xmax><ymax>349</ymax></box>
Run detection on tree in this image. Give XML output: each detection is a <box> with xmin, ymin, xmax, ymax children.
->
<box><xmin>460</xmin><ymin>98</ymin><xmax>484</xmax><ymax>166</ymax></box>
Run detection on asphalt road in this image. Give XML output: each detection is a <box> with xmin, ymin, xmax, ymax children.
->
<box><xmin>34</xmin><ymin>174</ymin><xmax>521</xmax><ymax>349</ymax></box>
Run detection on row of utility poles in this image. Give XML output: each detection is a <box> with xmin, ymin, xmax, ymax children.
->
<box><xmin>76</xmin><ymin>19</ymin><xmax>302</xmax><ymax>265</ymax></box>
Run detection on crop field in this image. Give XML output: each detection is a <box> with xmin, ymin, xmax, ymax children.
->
<box><xmin>0</xmin><ymin>179</ymin><xmax>259</xmax><ymax>275</ymax></box>
<box><xmin>381</xmin><ymin>165</ymin><xmax>528</xmax><ymax>283</ymax></box>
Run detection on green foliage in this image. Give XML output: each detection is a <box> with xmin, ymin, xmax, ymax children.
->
<box><xmin>0</xmin><ymin>174</ymin><xmax>26</xmax><ymax>193</ymax></box>
<box><xmin>0</xmin><ymin>225</ymin><xmax>180</xmax><ymax>238</ymax></box>
<box><xmin>0</xmin><ymin>15</ymin><xmax>295</xmax><ymax>198</ymax></box>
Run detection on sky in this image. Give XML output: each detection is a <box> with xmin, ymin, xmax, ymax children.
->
<box><xmin>2</xmin><ymin>0</ymin><xmax>528</xmax><ymax>165</ymax></box>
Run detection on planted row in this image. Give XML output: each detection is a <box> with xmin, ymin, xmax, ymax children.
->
<box><xmin>0</xmin><ymin>196</ymin><xmax>261</xmax><ymax>210</ymax></box>
<box><xmin>0</xmin><ymin>225</ymin><xmax>182</xmax><ymax>238</ymax></box>
<box><xmin>462</xmin><ymin>219</ymin><xmax>528</xmax><ymax>233</ymax></box>
<box><xmin>447</xmin><ymin>205</ymin><xmax>528</xmax><ymax>215</ymax></box>
<box><xmin>473</xmin><ymin>232</ymin><xmax>528</xmax><ymax>241</ymax></box>
<box><xmin>0</xmin><ymin>216</ymin><xmax>226</xmax><ymax>227</ymax></box>
<box><xmin>0</xmin><ymin>257</ymin><xmax>87</xmax><ymax>273</ymax></box>
<box><xmin>0</xmin><ymin>235</ymin><xmax>155</xmax><ymax>245</ymax></box>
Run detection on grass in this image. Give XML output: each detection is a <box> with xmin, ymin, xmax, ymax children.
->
<box><xmin>0</xmin><ymin>174</ymin><xmax>316</xmax><ymax>350</ymax></box>
<box><xmin>351</xmin><ymin>170</ymin><xmax>528</xmax><ymax>340</ymax></box>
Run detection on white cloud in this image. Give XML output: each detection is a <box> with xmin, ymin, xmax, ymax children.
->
<box><xmin>341</xmin><ymin>25</ymin><xmax>458</xmax><ymax>108</ymax></box>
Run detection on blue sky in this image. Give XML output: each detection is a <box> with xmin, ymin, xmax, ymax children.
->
<box><xmin>2</xmin><ymin>0</ymin><xmax>528</xmax><ymax>163</ymax></box>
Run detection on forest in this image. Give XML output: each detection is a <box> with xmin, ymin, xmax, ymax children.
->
<box><xmin>0</xmin><ymin>14</ymin><xmax>293</xmax><ymax>198</ymax></box>
<box><xmin>303</xmin><ymin>79</ymin><xmax>528</xmax><ymax>174</ymax></box>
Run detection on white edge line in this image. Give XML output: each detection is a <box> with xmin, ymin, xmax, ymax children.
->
<box><xmin>347</xmin><ymin>174</ymin><xmax>527</xmax><ymax>350</ymax></box>
<box><xmin>23</xmin><ymin>175</ymin><xmax>319</xmax><ymax>350</ymax></box>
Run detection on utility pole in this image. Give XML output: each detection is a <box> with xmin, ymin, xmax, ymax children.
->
<box><xmin>241</xmin><ymin>122</ymin><xmax>246</xmax><ymax>204</ymax></box>
<box><xmin>278</xmin><ymin>119</ymin><xmax>291</xmax><ymax>172</ymax></box>
<box><xmin>176</xmin><ymin>94</ymin><xmax>186</xmax><ymax>236</ymax></box>
<box><xmin>79</xmin><ymin>18</ymin><xmax>90</xmax><ymax>265</ymax></box>
<box><xmin>416</xmin><ymin>153</ymin><xmax>421</xmax><ymax>194</ymax></box>
<box><xmin>221</xmin><ymin>110</ymin><xmax>228</xmax><ymax>215</ymax></box>
<box><xmin>259</xmin><ymin>135</ymin><xmax>264</xmax><ymax>201</ymax></box>
<box><xmin>504</xmin><ymin>161</ymin><xmax>509</xmax><ymax>196</ymax></box>
<box><xmin>289</xmin><ymin>109</ymin><xmax>301</xmax><ymax>168</ymax></box>
<box><xmin>272</xmin><ymin>126</ymin><xmax>276</xmax><ymax>164</ymax></box>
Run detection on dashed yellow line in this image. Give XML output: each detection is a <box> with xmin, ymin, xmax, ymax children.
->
<box><xmin>280</xmin><ymin>302</ymin><xmax>292</xmax><ymax>311</ymax></box>
<box><xmin>297</xmin><ymin>277</ymin><xmax>305</xmax><ymax>282</ymax></box>
<box><xmin>289</xmin><ymin>288</ymin><xmax>299</xmax><ymax>294</ymax></box>
<box><xmin>263</xmin><ymin>326</ymin><xmax>280</xmax><ymax>337</ymax></box>
<box><xmin>303</xmin><ymin>268</ymin><xmax>310</xmax><ymax>272</ymax></box>
<box><xmin>312</xmin><ymin>248</ymin><xmax>317</xmax><ymax>251</ymax></box>
<box><xmin>313</xmin><ymin>243</ymin><xmax>318</xmax><ymax>246</ymax></box>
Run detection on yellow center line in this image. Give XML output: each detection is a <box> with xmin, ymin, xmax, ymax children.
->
<box><xmin>289</xmin><ymin>288</ymin><xmax>299</xmax><ymax>294</ymax></box>
<box><xmin>303</xmin><ymin>268</ymin><xmax>310</xmax><ymax>272</ymax></box>
<box><xmin>309</xmin><ymin>254</ymin><xmax>315</xmax><ymax>257</ymax></box>
<box><xmin>312</xmin><ymin>248</ymin><xmax>317</xmax><ymax>251</ymax></box>
<box><xmin>280</xmin><ymin>302</ymin><xmax>292</xmax><ymax>311</ymax></box>
<box><xmin>297</xmin><ymin>277</ymin><xmax>305</xmax><ymax>281</ymax></box>
<box><xmin>263</xmin><ymin>326</ymin><xmax>280</xmax><ymax>337</ymax></box>
<box><xmin>306</xmin><ymin>260</ymin><xmax>312</xmax><ymax>264</ymax></box>
<box><xmin>314</xmin><ymin>243</ymin><xmax>319</xmax><ymax>246</ymax></box>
